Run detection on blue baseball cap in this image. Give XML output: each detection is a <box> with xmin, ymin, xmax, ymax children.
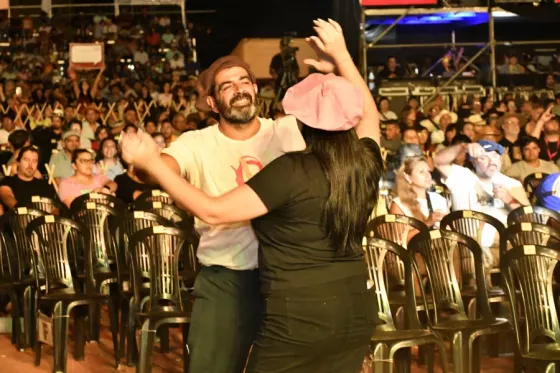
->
<box><xmin>535</xmin><ymin>173</ymin><xmax>560</xmax><ymax>211</ymax></box>
<box><xmin>478</xmin><ymin>140</ymin><xmax>505</xmax><ymax>155</ymax></box>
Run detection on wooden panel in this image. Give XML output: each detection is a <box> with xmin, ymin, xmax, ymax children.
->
<box><xmin>231</xmin><ymin>38</ymin><xmax>318</xmax><ymax>80</ymax></box>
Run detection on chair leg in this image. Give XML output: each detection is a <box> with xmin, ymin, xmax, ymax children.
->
<box><xmin>433</xmin><ymin>339</ymin><xmax>451</xmax><ymax>373</ymax></box>
<box><xmin>119</xmin><ymin>296</ymin><xmax>129</xmax><ymax>360</ymax></box>
<box><xmin>137</xmin><ymin>319</ymin><xmax>156</xmax><ymax>373</ymax></box>
<box><xmin>73</xmin><ymin>307</ymin><xmax>87</xmax><ymax>361</ymax></box>
<box><xmin>107</xmin><ymin>297</ymin><xmax>120</xmax><ymax>368</ymax></box>
<box><xmin>426</xmin><ymin>344</ymin><xmax>435</xmax><ymax>373</ymax></box>
<box><xmin>158</xmin><ymin>326</ymin><xmax>169</xmax><ymax>353</ymax></box>
<box><xmin>10</xmin><ymin>291</ymin><xmax>23</xmax><ymax>350</ymax></box>
<box><xmin>127</xmin><ymin>298</ymin><xmax>138</xmax><ymax>367</ymax></box>
<box><xmin>394</xmin><ymin>348</ymin><xmax>411</xmax><ymax>373</ymax></box>
<box><xmin>23</xmin><ymin>286</ymin><xmax>34</xmax><ymax>348</ymax></box>
<box><xmin>371</xmin><ymin>343</ymin><xmax>392</xmax><ymax>373</ymax></box>
<box><xmin>52</xmin><ymin>302</ymin><xmax>70</xmax><ymax>373</ymax></box>
<box><xmin>88</xmin><ymin>303</ymin><xmax>101</xmax><ymax>342</ymax></box>
<box><xmin>182</xmin><ymin>323</ymin><xmax>190</xmax><ymax>373</ymax></box>
<box><xmin>34</xmin><ymin>341</ymin><xmax>41</xmax><ymax>367</ymax></box>
<box><xmin>450</xmin><ymin>332</ymin><xmax>482</xmax><ymax>373</ymax></box>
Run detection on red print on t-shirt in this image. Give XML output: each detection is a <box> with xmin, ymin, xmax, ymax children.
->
<box><xmin>232</xmin><ymin>156</ymin><xmax>263</xmax><ymax>186</ymax></box>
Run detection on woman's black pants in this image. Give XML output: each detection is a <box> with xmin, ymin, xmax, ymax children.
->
<box><xmin>246</xmin><ymin>275</ymin><xmax>376</xmax><ymax>373</ymax></box>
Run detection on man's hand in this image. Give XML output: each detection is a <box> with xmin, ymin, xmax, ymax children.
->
<box><xmin>467</xmin><ymin>143</ymin><xmax>486</xmax><ymax>159</ymax></box>
<box><xmin>538</xmin><ymin>104</ymin><xmax>555</xmax><ymax>124</ymax></box>
<box><xmin>303</xmin><ymin>19</ymin><xmax>349</xmax><ymax>74</ymax></box>
<box><xmin>494</xmin><ymin>186</ymin><xmax>513</xmax><ymax>205</ymax></box>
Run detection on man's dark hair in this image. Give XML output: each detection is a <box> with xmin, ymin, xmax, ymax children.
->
<box><xmin>451</xmin><ymin>134</ymin><xmax>472</xmax><ymax>145</ymax></box>
<box><xmin>8</xmin><ymin>130</ymin><xmax>30</xmax><ymax>151</ymax></box>
<box><xmin>520</xmin><ymin>136</ymin><xmax>540</xmax><ymax>150</ymax></box>
<box><xmin>16</xmin><ymin>145</ymin><xmax>39</xmax><ymax>162</ymax></box>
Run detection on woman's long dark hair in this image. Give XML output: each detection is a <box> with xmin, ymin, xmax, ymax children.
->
<box><xmin>301</xmin><ymin>125</ymin><xmax>384</xmax><ymax>256</ymax></box>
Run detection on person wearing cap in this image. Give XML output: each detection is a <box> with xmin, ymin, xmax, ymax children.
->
<box><xmin>535</xmin><ymin>173</ymin><xmax>560</xmax><ymax>212</ymax></box>
<box><xmin>434</xmin><ymin>139</ymin><xmax>530</xmax><ymax>255</ymax></box>
<box><xmin>504</xmin><ymin>136</ymin><xmax>559</xmax><ymax>183</ymax></box>
<box><xmin>122</xmin><ymin>19</ymin><xmax>381</xmax><ymax>373</ymax></box>
<box><xmin>48</xmin><ymin>130</ymin><xmax>81</xmax><ymax>184</ymax></box>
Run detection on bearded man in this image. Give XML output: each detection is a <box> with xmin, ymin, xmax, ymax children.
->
<box><xmin>138</xmin><ymin>56</ymin><xmax>306</xmax><ymax>373</ymax></box>
<box><xmin>433</xmin><ymin>140</ymin><xmax>530</xmax><ymax>262</ymax></box>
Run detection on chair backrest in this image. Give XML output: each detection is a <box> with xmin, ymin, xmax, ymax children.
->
<box><xmin>129</xmin><ymin>226</ymin><xmax>193</xmax><ymax>312</ymax></box>
<box><xmin>409</xmin><ymin>229</ymin><xmax>494</xmax><ymax>325</ymax></box>
<box><xmin>24</xmin><ymin>196</ymin><xmax>63</xmax><ymax>214</ymax></box>
<box><xmin>0</xmin><ymin>232</ymin><xmax>16</xmax><ymax>283</ymax></box>
<box><xmin>368</xmin><ymin>214</ymin><xmax>429</xmax><ymax>249</ymax></box>
<box><xmin>505</xmin><ymin>222</ymin><xmax>560</xmax><ymax>248</ymax></box>
<box><xmin>7</xmin><ymin>207</ymin><xmax>47</xmax><ymax>279</ymax></box>
<box><xmin>134</xmin><ymin>201</ymin><xmax>198</xmax><ymax>243</ymax></box>
<box><xmin>366</xmin><ymin>214</ymin><xmax>429</xmax><ymax>289</ymax></box>
<box><xmin>121</xmin><ymin>210</ymin><xmax>174</xmax><ymax>273</ymax></box>
<box><xmin>26</xmin><ymin>216</ymin><xmax>92</xmax><ymax>294</ymax></box>
<box><xmin>440</xmin><ymin>210</ymin><xmax>507</xmax><ymax>287</ymax></box>
<box><xmin>134</xmin><ymin>189</ymin><xmax>173</xmax><ymax>206</ymax></box>
<box><xmin>523</xmin><ymin>172</ymin><xmax>548</xmax><ymax>203</ymax></box>
<box><xmin>72</xmin><ymin>201</ymin><xmax>121</xmax><ymax>273</ymax></box>
<box><xmin>70</xmin><ymin>192</ymin><xmax>127</xmax><ymax>214</ymax></box>
<box><xmin>501</xmin><ymin>244</ymin><xmax>560</xmax><ymax>355</ymax></box>
<box><xmin>508</xmin><ymin>205</ymin><xmax>560</xmax><ymax>228</ymax></box>
<box><xmin>362</xmin><ymin>236</ymin><xmax>425</xmax><ymax>332</ymax></box>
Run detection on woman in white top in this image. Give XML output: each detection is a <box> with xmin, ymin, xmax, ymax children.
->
<box><xmin>378</xmin><ymin>97</ymin><xmax>398</xmax><ymax>122</ymax></box>
<box><xmin>390</xmin><ymin>156</ymin><xmax>449</xmax><ymax>228</ymax></box>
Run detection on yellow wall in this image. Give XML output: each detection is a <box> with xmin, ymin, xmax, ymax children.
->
<box><xmin>231</xmin><ymin>38</ymin><xmax>318</xmax><ymax>80</ymax></box>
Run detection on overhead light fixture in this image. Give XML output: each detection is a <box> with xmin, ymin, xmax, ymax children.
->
<box><xmin>492</xmin><ymin>10</ymin><xmax>517</xmax><ymax>18</ymax></box>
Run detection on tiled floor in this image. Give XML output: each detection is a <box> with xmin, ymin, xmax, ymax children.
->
<box><xmin>0</xmin><ymin>318</ymin><xmax>515</xmax><ymax>373</ymax></box>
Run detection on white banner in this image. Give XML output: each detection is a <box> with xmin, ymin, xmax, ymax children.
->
<box><xmin>114</xmin><ymin>0</ymin><xmax>186</xmax><ymax>28</ymax></box>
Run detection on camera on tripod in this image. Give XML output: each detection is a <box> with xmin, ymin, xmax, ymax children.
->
<box><xmin>280</xmin><ymin>33</ymin><xmax>299</xmax><ymax>63</ymax></box>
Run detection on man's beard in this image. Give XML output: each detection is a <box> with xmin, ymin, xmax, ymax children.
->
<box><xmin>216</xmin><ymin>92</ymin><xmax>257</xmax><ymax>125</ymax></box>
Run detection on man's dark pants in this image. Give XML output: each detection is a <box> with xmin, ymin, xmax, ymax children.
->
<box><xmin>188</xmin><ymin>265</ymin><xmax>262</xmax><ymax>373</ymax></box>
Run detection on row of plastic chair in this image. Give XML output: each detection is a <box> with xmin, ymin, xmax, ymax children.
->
<box><xmin>365</xmin><ymin>205</ymin><xmax>560</xmax><ymax>373</ymax></box>
<box><xmin>0</xmin><ymin>189</ymin><xmax>198</xmax><ymax>373</ymax></box>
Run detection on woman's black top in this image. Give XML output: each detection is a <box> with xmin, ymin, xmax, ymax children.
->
<box><xmin>246</xmin><ymin>137</ymin><xmax>382</xmax><ymax>293</ymax></box>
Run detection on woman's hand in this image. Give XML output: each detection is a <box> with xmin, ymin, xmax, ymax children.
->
<box><xmin>303</xmin><ymin>19</ymin><xmax>351</xmax><ymax>74</ymax></box>
<box><xmin>120</xmin><ymin>130</ymin><xmax>160</xmax><ymax>170</ymax></box>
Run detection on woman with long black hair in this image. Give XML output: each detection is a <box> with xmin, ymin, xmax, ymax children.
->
<box><xmin>122</xmin><ymin>19</ymin><xmax>383</xmax><ymax>373</ymax></box>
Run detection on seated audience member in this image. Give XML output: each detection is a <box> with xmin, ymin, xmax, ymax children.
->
<box><xmin>69</xmin><ymin>119</ymin><xmax>92</xmax><ymax>149</ymax></box>
<box><xmin>115</xmin><ymin>160</ymin><xmax>156</xmax><ymax>205</ymax></box>
<box><xmin>498</xmin><ymin>113</ymin><xmax>524</xmax><ymax>164</ymax></box>
<box><xmin>0</xmin><ymin>112</ymin><xmax>16</xmax><ymax>146</ymax></box>
<box><xmin>390</xmin><ymin>156</ymin><xmax>449</xmax><ymax>228</ymax></box>
<box><xmin>505</xmin><ymin>137</ymin><xmax>559</xmax><ymax>182</ymax></box>
<box><xmin>434</xmin><ymin>140</ymin><xmax>530</xmax><ymax>264</ymax></box>
<box><xmin>58</xmin><ymin>149</ymin><xmax>117</xmax><ymax>208</ymax></box>
<box><xmin>152</xmin><ymin>132</ymin><xmax>167</xmax><ymax>151</ymax></box>
<box><xmin>0</xmin><ymin>146</ymin><xmax>57</xmax><ymax>210</ymax></box>
<box><xmin>402</xmin><ymin>127</ymin><xmax>420</xmax><ymax>145</ymax></box>
<box><xmin>95</xmin><ymin>137</ymin><xmax>125</xmax><ymax>180</ymax></box>
<box><xmin>5</xmin><ymin>130</ymin><xmax>31</xmax><ymax>176</ymax></box>
<box><xmin>49</xmin><ymin>131</ymin><xmax>81</xmax><ymax>184</ymax></box>
<box><xmin>380</xmin><ymin>120</ymin><xmax>401</xmax><ymax>154</ymax></box>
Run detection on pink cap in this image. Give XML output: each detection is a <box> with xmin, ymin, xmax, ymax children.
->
<box><xmin>282</xmin><ymin>73</ymin><xmax>364</xmax><ymax>132</ymax></box>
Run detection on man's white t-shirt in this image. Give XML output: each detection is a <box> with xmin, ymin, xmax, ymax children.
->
<box><xmin>162</xmin><ymin>116</ymin><xmax>306</xmax><ymax>270</ymax></box>
<box><xmin>443</xmin><ymin>164</ymin><xmax>522</xmax><ymax>247</ymax></box>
